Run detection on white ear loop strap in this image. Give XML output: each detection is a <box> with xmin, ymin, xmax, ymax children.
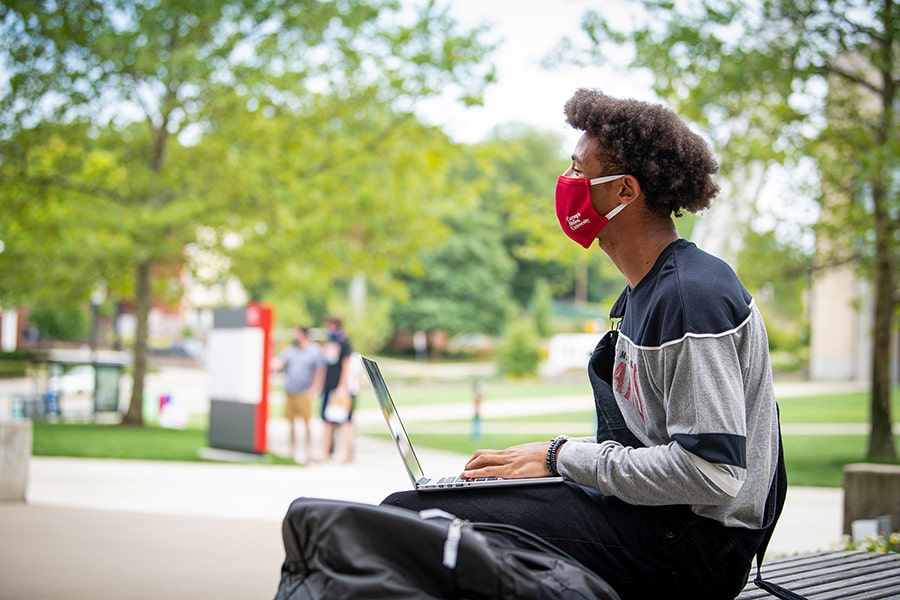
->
<box><xmin>604</xmin><ymin>203</ymin><xmax>628</xmax><ymax>220</ymax></box>
<box><xmin>590</xmin><ymin>174</ymin><xmax>629</xmax><ymax>220</ymax></box>
<box><xmin>588</xmin><ymin>174</ymin><xmax>626</xmax><ymax>185</ymax></box>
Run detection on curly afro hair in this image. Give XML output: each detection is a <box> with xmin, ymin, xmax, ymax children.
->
<box><xmin>564</xmin><ymin>88</ymin><xmax>719</xmax><ymax>216</ymax></box>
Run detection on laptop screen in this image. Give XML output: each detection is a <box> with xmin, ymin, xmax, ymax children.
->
<box><xmin>360</xmin><ymin>355</ymin><xmax>427</xmax><ymax>485</ymax></box>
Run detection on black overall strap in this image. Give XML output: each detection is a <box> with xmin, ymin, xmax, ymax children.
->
<box><xmin>609</xmin><ymin>287</ymin><xmax>628</xmax><ymax>321</ymax></box>
<box><xmin>589</xmin><ymin>286</ymin><xmax>643</xmax><ymax>448</ymax></box>
<box><xmin>752</xmin><ymin>423</ymin><xmax>808</xmax><ymax>600</ymax></box>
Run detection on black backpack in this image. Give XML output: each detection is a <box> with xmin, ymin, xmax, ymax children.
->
<box><xmin>275</xmin><ymin>497</ymin><xmax>621</xmax><ymax>600</ymax></box>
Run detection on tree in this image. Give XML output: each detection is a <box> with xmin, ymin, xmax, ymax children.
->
<box><xmin>219</xmin><ymin>101</ymin><xmax>469</xmax><ymax>314</ymax></box>
<box><xmin>0</xmin><ymin>0</ymin><xmax>495</xmax><ymax>425</ymax></box>
<box><xmin>556</xmin><ymin>0</ymin><xmax>898</xmax><ymax>461</ymax></box>
<box><xmin>473</xmin><ymin>125</ymin><xmax>579</xmax><ymax>304</ymax></box>
<box><xmin>390</xmin><ymin>210</ymin><xmax>515</xmax><ymax>336</ymax></box>
<box><xmin>530</xmin><ymin>278</ymin><xmax>554</xmax><ymax>338</ymax></box>
<box><xmin>453</xmin><ymin>125</ymin><xmax>620</xmax><ymax>310</ymax></box>
<box><xmin>737</xmin><ymin>228</ymin><xmax>812</xmax><ymax>373</ymax></box>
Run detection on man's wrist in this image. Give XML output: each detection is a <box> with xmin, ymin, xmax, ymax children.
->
<box><xmin>546</xmin><ymin>435</ymin><xmax>569</xmax><ymax>476</ymax></box>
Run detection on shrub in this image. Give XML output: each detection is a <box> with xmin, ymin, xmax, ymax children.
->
<box><xmin>29</xmin><ymin>303</ymin><xmax>88</xmax><ymax>342</ymax></box>
<box><xmin>496</xmin><ymin>319</ymin><xmax>542</xmax><ymax>378</ymax></box>
<box><xmin>0</xmin><ymin>351</ymin><xmax>40</xmax><ymax>378</ymax></box>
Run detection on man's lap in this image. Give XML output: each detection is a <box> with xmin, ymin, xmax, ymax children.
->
<box><xmin>381</xmin><ymin>482</ymin><xmax>762</xmax><ymax>599</ymax></box>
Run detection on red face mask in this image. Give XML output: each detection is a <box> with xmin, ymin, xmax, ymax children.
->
<box><xmin>555</xmin><ymin>174</ymin><xmax>628</xmax><ymax>248</ymax></box>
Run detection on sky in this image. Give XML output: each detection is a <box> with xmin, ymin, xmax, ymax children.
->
<box><xmin>417</xmin><ymin>0</ymin><xmax>657</xmax><ymax>149</ymax></box>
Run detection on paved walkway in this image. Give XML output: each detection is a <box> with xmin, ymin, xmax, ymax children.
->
<box><xmin>0</xmin><ymin>367</ymin><xmax>866</xmax><ymax>599</ymax></box>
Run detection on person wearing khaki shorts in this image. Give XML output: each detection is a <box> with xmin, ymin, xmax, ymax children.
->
<box><xmin>285</xmin><ymin>390</ymin><xmax>314</xmax><ymax>431</ymax></box>
<box><xmin>272</xmin><ymin>326</ymin><xmax>325</xmax><ymax>463</ymax></box>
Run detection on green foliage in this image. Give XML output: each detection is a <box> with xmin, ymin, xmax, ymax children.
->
<box><xmin>219</xmin><ymin>108</ymin><xmax>469</xmax><ymax>312</ymax></box>
<box><xmin>326</xmin><ymin>293</ymin><xmax>395</xmax><ymax>356</ymax></box>
<box><xmin>0</xmin><ymin>350</ymin><xmax>41</xmax><ymax>378</ymax></box>
<box><xmin>458</xmin><ymin>127</ymin><xmax>585</xmax><ymax>304</ymax></box>
<box><xmin>391</xmin><ymin>211</ymin><xmax>515</xmax><ymax>336</ymax></box>
<box><xmin>448</xmin><ymin>126</ymin><xmax>632</xmax><ymax>310</ymax></box>
<box><xmin>28</xmin><ymin>302</ymin><xmax>89</xmax><ymax>342</ymax></box>
<box><xmin>0</xmin><ymin>0</ymin><xmax>497</xmax><ymax>424</ymax></box>
<box><xmin>553</xmin><ymin>0</ymin><xmax>899</xmax><ymax>279</ymax></box>
<box><xmin>530</xmin><ymin>278</ymin><xmax>553</xmax><ymax>338</ymax></box>
<box><xmin>737</xmin><ymin>228</ymin><xmax>811</xmax><ymax>324</ymax></box>
<box><xmin>736</xmin><ymin>227</ymin><xmax>811</xmax><ymax>374</ymax></box>
<box><xmin>495</xmin><ymin>318</ymin><xmax>542</xmax><ymax>378</ymax></box>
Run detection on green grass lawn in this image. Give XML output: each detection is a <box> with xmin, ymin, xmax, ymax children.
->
<box><xmin>29</xmin><ymin>383</ymin><xmax>899</xmax><ymax>486</ymax></box>
<box><xmin>31</xmin><ymin>421</ymin><xmax>294</xmax><ymax>465</ymax></box>
<box><xmin>778</xmin><ymin>390</ymin><xmax>900</xmax><ymax>423</ymax></box>
<box><xmin>353</xmin><ymin>378</ymin><xmax>591</xmax><ymax>409</ymax></box>
<box><xmin>781</xmin><ymin>435</ymin><xmax>889</xmax><ymax>487</ymax></box>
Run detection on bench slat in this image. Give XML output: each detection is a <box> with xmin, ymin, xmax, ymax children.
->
<box><xmin>737</xmin><ymin>551</ymin><xmax>900</xmax><ymax>599</ymax></box>
<box><xmin>761</xmin><ymin>559</ymin><xmax>899</xmax><ymax>587</ymax></box>
<box><xmin>798</xmin><ymin>573</ymin><xmax>900</xmax><ymax>600</ymax></box>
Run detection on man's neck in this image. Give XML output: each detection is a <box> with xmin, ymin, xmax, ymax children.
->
<box><xmin>600</xmin><ymin>219</ymin><xmax>679</xmax><ymax>289</ymax></box>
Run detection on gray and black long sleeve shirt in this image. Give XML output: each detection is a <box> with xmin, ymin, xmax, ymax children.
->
<box><xmin>558</xmin><ymin>239</ymin><xmax>780</xmax><ymax>530</ymax></box>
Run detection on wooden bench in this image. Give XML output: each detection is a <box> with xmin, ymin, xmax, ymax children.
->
<box><xmin>737</xmin><ymin>550</ymin><xmax>900</xmax><ymax>599</ymax></box>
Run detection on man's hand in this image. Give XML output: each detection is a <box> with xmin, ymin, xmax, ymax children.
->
<box><xmin>460</xmin><ymin>441</ymin><xmax>554</xmax><ymax>480</ymax></box>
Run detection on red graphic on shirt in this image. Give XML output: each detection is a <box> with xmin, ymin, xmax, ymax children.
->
<box><xmin>614</xmin><ymin>359</ymin><xmax>646</xmax><ymax>422</ymax></box>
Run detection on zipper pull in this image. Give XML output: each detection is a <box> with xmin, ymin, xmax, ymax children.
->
<box><xmin>442</xmin><ymin>518</ymin><xmax>463</xmax><ymax>569</ymax></box>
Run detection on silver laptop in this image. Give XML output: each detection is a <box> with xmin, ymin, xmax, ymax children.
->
<box><xmin>360</xmin><ymin>355</ymin><xmax>565</xmax><ymax>491</ymax></box>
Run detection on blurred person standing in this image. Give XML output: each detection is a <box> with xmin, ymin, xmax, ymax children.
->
<box><xmin>319</xmin><ymin>316</ymin><xmax>354</xmax><ymax>462</ymax></box>
<box><xmin>271</xmin><ymin>326</ymin><xmax>325</xmax><ymax>464</ymax></box>
<box><xmin>342</xmin><ymin>349</ymin><xmax>364</xmax><ymax>462</ymax></box>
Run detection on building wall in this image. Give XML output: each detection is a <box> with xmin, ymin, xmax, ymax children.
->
<box><xmin>809</xmin><ymin>265</ymin><xmax>899</xmax><ymax>384</ymax></box>
<box><xmin>808</xmin><ymin>265</ymin><xmax>871</xmax><ymax>381</ymax></box>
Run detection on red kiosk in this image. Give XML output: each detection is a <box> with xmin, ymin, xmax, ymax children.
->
<box><xmin>206</xmin><ymin>303</ymin><xmax>273</xmax><ymax>454</ymax></box>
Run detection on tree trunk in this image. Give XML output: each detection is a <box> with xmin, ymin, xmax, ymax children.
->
<box><xmin>574</xmin><ymin>263</ymin><xmax>588</xmax><ymax>305</ymax></box>
<box><xmin>865</xmin><ymin>183</ymin><xmax>897</xmax><ymax>461</ymax></box>
<box><xmin>122</xmin><ymin>259</ymin><xmax>152</xmax><ymax>426</ymax></box>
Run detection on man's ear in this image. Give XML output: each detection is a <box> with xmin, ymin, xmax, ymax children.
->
<box><xmin>617</xmin><ymin>175</ymin><xmax>641</xmax><ymax>204</ymax></box>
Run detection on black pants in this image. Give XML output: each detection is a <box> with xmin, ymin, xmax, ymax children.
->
<box><xmin>382</xmin><ymin>482</ymin><xmax>764</xmax><ymax>600</ymax></box>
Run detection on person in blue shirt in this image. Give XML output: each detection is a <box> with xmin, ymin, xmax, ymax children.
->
<box><xmin>272</xmin><ymin>326</ymin><xmax>325</xmax><ymax>463</ymax></box>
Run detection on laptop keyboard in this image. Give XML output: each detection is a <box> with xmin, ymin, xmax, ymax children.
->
<box><xmin>435</xmin><ymin>475</ymin><xmax>503</xmax><ymax>486</ymax></box>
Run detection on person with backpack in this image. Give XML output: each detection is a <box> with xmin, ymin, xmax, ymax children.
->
<box><xmin>318</xmin><ymin>315</ymin><xmax>354</xmax><ymax>463</ymax></box>
<box><xmin>381</xmin><ymin>88</ymin><xmax>785</xmax><ymax>600</ymax></box>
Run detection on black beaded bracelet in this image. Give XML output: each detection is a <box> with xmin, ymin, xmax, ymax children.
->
<box><xmin>546</xmin><ymin>435</ymin><xmax>569</xmax><ymax>476</ymax></box>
